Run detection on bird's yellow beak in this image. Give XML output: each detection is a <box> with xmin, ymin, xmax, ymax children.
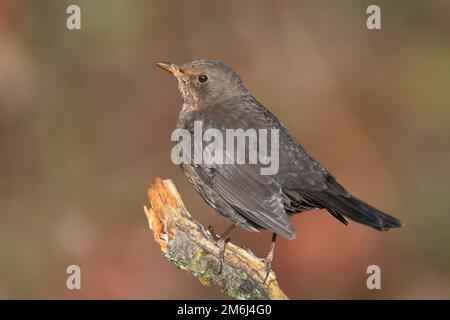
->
<box><xmin>156</xmin><ymin>62</ymin><xmax>188</xmax><ymax>81</ymax></box>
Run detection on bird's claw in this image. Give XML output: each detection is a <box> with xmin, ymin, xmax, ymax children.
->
<box><xmin>203</xmin><ymin>225</ymin><xmax>235</xmax><ymax>275</ymax></box>
<box><xmin>217</xmin><ymin>237</ymin><xmax>230</xmax><ymax>274</ymax></box>
<box><xmin>204</xmin><ymin>226</ymin><xmax>228</xmax><ymax>274</ymax></box>
<box><xmin>206</xmin><ymin>225</ymin><xmax>221</xmax><ymax>241</ymax></box>
<box><xmin>262</xmin><ymin>251</ymin><xmax>274</xmax><ymax>284</ymax></box>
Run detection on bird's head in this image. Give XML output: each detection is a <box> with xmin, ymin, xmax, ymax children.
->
<box><xmin>156</xmin><ymin>59</ymin><xmax>248</xmax><ymax>108</ymax></box>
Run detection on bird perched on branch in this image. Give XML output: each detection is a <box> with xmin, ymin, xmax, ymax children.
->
<box><xmin>157</xmin><ymin>59</ymin><xmax>403</xmax><ymax>281</ymax></box>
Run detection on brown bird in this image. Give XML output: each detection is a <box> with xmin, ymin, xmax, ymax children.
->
<box><xmin>157</xmin><ymin>59</ymin><xmax>403</xmax><ymax>281</ymax></box>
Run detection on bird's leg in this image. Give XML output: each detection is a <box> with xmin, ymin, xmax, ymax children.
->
<box><xmin>217</xmin><ymin>236</ymin><xmax>230</xmax><ymax>274</ymax></box>
<box><xmin>263</xmin><ymin>233</ymin><xmax>278</xmax><ymax>284</ymax></box>
<box><xmin>218</xmin><ymin>224</ymin><xmax>236</xmax><ymax>242</ymax></box>
<box><xmin>217</xmin><ymin>224</ymin><xmax>236</xmax><ymax>273</ymax></box>
<box><xmin>206</xmin><ymin>224</ymin><xmax>235</xmax><ymax>274</ymax></box>
<box><xmin>206</xmin><ymin>224</ymin><xmax>234</xmax><ymax>242</ymax></box>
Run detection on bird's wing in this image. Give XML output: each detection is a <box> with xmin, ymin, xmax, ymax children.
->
<box><xmin>194</xmin><ymin>162</ymin><xmax>296</xmax><ymax>240</ymax></box>
<box><xmin>187</xmin><ymin>104</ymin><xmax>296</xmax><ymax>239</ymax></box>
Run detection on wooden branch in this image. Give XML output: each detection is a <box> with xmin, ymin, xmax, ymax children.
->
<box><xmin>144</xmin><ymin>177</ymin><xmax>289</xmax><ymax>300</ymax></box>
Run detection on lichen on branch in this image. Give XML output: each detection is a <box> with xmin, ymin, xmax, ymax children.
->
<box><xmin>144</xmin><ymin>177</ymin><xmax>288</xmax><ymax>300</ymax></box>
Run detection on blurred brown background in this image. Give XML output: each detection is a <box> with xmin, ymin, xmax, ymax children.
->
<box><xmin>1</xmin><ymin>0</ymin><xmax>449</xmax><ymax>299</ymax></box>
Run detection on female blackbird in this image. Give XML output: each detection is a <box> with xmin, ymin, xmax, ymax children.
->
<box><xmin>157</xmin><ymin>59</ymin><xmax>403</xmax><ymax>281</ymax></box>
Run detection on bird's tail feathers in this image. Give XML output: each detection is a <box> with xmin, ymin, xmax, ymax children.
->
<box><xmin>324</xmin><ymin>193</ymin><xmax>403</xmax><ymax>231</ymax></box>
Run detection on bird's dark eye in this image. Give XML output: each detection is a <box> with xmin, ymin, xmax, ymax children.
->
<box><xmin>197</xmin><ymin>74</ymin><xmax>208</xmax><ymax>83</ymax></box>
